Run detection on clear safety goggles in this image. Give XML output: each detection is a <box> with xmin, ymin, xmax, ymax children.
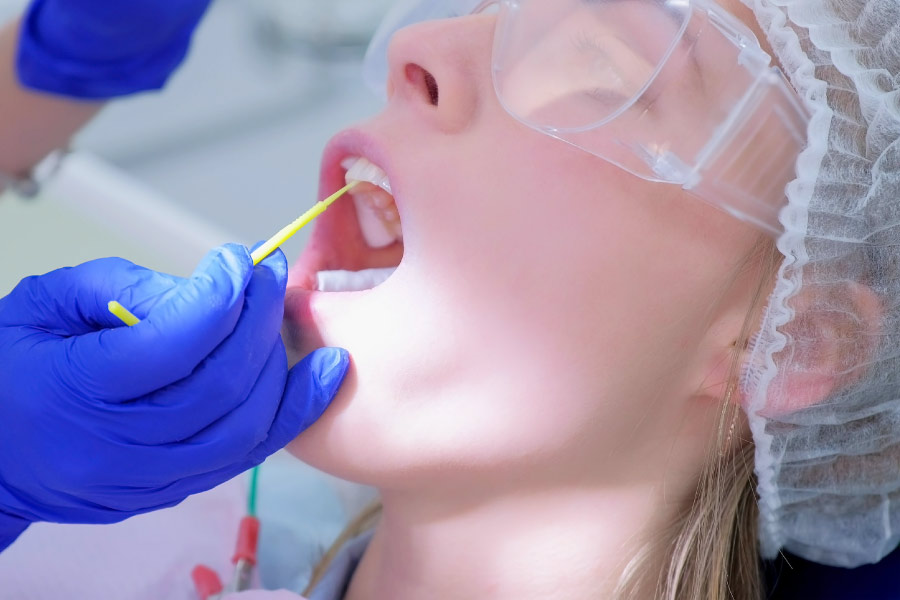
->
<box><xmin>364</xmin><ymin>0</ymin><xmax>810</xmax><ymax>236</ymax></box>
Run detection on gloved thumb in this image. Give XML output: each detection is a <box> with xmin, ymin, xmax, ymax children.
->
<box><xmin>62</xmin><ymin>244</ymin><xmax>256</xmax><ymax>401</ymax></box>
<box><xmin>247</xmin><ymin>347</ymin><xmax>350</xmax><ymax>464</ymax></box>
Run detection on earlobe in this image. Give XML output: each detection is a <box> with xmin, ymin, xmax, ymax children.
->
<box><xmin>756</xmin><ymin>281</ymin><xmax>883</xmax><ymax>417</ymax></box>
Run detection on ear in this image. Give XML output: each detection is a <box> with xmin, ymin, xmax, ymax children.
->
<box><xmin>694</xmin><ymin>281</ymin><xmax>882</xmax><ymax>416</ymax></box>
<box><xmin>693</xmin><ymin>298</ymin><xmax>762</xmax><ymax>406</ymax></box>
<box><xmin>755</xmin><ymin>281</ymin><xmax>883</xmax><ymax>417</ymax></box>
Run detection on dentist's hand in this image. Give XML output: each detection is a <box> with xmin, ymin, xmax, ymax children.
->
<box><xmin>0</xmin><ymin>245</ymin><xmax>348</xmax><ymax>550</ymax></box>
<box><xmin>17</xmin><ymin>0</ymin><xmax>214</xmax><ymax>98</ymax></box>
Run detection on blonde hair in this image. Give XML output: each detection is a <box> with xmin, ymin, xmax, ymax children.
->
<box><xmin>619</xmin><ymin>237</ymin><xmax>780</xmax><ymax>600</ymax></box>
<box><xmin>615</xmin><ymin>421</ymin><xmax>762</xmax><ymax>600</ymax></box>
<box><xmin>306</xmin><ymin>238</ymin><xmax>781</xmax><ymax>600</ymax></box>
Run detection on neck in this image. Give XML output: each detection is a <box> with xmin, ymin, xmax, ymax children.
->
<box><xmin>344</xmin><ymin>481</ymin><xmax>685</xmax><ymax>600</ymax></box>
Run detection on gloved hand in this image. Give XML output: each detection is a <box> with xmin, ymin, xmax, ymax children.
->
<box><xmin>0</xmin><ymin>245</ymin><xmax>349</xmax><ymax>550</ymax></box>
<box><xmin>16</xmin><ymin>0</ymin><xmax>214</xmax><ymax>98</ymax></box>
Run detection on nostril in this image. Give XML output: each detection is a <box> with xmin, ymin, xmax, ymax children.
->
<box><xmin>405</xmin><ymin>64</ymin><xmax>440</xmax><ymax>106</ymax></box>
<box><xmin>424</xmin><ymin>71</ymin><xmax>439</xmax><ymax>106</ymax></box>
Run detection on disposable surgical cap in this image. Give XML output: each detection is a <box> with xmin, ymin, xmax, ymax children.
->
<box><xmin>742</xmin><ymin>0</ymin><xmax>900</xmax><ymax>567</ymax></box>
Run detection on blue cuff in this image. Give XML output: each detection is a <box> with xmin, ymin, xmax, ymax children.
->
<box><xmin>0</xmin><ymin>510</ymin><xmax>29</xmax><ymax>553</ymax></box>
<box><xmin>15</xmin><ymin>1</ymin><xmax>194</xmax><ymax>99</ymax></box>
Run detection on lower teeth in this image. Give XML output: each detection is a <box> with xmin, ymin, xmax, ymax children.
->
<box><xmin>316</xmin><ymin>268</ymin><xmax>396</xmax><ymax>292</ymax></box>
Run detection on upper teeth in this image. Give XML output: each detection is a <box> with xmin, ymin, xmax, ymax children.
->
<box><xmin>342</xmin><ymin>157</ymin><xmax>402</xmax><ymax>249</ymax></box>
<box><xmin>343</xmin><ymin>156</ymin><xmax>392</xmax><ymax>195</ymax></box>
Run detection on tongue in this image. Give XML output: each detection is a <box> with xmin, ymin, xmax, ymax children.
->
<box><xmin>316</xmin><ymin>268</ymin><xmax>397</xmax><ymax>292</ymax></box>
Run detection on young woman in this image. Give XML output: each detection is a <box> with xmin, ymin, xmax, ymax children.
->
<box><xmin>229</xmin><ymin>0</ymin><xmax>900</xmax><ymax>597</ymax></box>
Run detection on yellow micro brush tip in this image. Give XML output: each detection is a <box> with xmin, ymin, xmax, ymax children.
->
<box><xmin>108</xmin><ymin>301</ymin><xmax>141</xmax><ymax>326</ymax></box>
<box><xmin>250</xmin><ymin>181</ymin><xmax>358</xmax><ymax>266</ymax></box>
<box><xmin>107</xmin><ymin>183</ymin><xmax>358</xmax><ymax>327</ymax></box>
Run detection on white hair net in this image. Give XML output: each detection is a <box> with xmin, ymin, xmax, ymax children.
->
<box><xmin>741</xmin><ymin>0</ymin><xmax>900</xmax><ymax>568</ymax></box>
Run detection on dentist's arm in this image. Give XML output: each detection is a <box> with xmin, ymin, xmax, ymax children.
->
<box><xmin>0</xmin><ymin>19</ymin><xmax>100</xmax><ymax>180</ymax></box>
<box><xmin>0</xmin><ymin>0</ymin><xmax>214</xmax><ymax>179</ymax></box>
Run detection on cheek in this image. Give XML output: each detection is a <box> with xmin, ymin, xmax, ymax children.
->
<box><xmin>418</xmin><ymin>135</ymin><xmax>698</xmax><ymax>368</ymax></box>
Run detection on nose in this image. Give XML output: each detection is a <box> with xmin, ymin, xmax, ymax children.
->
<box><xmin>384</xmin><ymin>15</ymin><xmax>496</xmax><ymax>133</ymax></box>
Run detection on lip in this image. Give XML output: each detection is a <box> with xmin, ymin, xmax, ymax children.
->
<box><xmin>283</xmin><ymin>128</ymin><xmax>403</xmax><ymax>351</ymax></box>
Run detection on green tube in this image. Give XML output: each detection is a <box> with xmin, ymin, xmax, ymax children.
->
<box><xmin>248</xmin><ymin>466</ymin><xmax>260</xmax><ymax>517</ymax></box>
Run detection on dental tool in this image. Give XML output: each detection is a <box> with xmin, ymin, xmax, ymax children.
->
<box><xmin>249</xmin><ymin>181</ymin><xmax>358</xmax><ymax>265</ymax></box>
<box><xmin>191</xmin><ymin>465</ymin><xmax>262</xmax><ymax>599</ymax></box>
<box><xmin>106</xmin><ymin>181</ymin><xmax>359</xmax><ymax>327</ymax></box>
<box><xmin>107</xmin><ymin>301</ymin><xmax>140</xmax><ymax>326</ymax></box>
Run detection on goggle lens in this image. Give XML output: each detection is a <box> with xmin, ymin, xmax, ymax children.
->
<box><xmin>492</xmin><ymin>0</ymin><xmax>689</xmax><ymax>130</ymax></box>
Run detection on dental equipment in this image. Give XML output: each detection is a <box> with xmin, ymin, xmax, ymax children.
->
<box><xmin>249</xmin><ymin>182</ymin><xmax>358</xmax><ymax>266</ymax></box>
<box><xmin>107</xmin><ymin>301</ymin><xmax>140</xmax><ymax>327</ymax></box>
<box><xmin>191</xmin><ymin>466</ymin><xmax>262</xmax><ymax>599</ymax></box>
<box><xmin>106</xmin><ymin>181</ymin><xmax>358</xmax><ymax>326</ymax></box>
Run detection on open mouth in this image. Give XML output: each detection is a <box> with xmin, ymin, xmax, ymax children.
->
<box><xmin>290</xmin><ymin>154</ymin><xmax>405</xmax><ymax>293</ymax></box>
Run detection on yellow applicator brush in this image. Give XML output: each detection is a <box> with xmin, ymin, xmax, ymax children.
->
<box><xmin>108</xmin><ymin>181</ymin><xmax>359</xmax><ymax>326</ymax></box>
<box><xmin>248</xmin><ymin>181</ymin><xmax>358</xmax><ymax>266</ymax></box>
<box><xmin>108</xmin><ymin>300</ymin><xmax>141</xmax><ymax>326</ymax></box>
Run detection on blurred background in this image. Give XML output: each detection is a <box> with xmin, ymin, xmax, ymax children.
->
<box><xmin>0</xmin><ymin>0</ymin><xmax>388</xmax><ymax>292</ymax></box>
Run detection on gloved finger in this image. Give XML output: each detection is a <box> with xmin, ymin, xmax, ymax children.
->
<box><xmin>245</xmin><ymin>346</ymin><xmax>351</xmax><ymax>465</ymax></box>
<box><xmin>0</xmin><ymin>257</ymin><xmax>181</xmax><ymax>333</ymax></box>
<box><xmin>93</xmin><ymin>250</ymin><xmax>289</xmax><ymax>443</ymax></box>
<box><xmin>124</xmin><ymin>347</ymin><xmax>349</xmax><ymax>502</ymax></box>
<box><xmin>58</xmin><ymin>244</ymin><xmax>254</xmax><ymax>401</ymax></box>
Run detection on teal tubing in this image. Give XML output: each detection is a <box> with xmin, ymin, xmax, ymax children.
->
<box><xmin>248</xmin><ymin>466</ymin><xmax>260</xmax><ymax>517</ymax></box>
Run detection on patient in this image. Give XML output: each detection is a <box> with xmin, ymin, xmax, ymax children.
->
<box><xmin>230</xmin><ymin>0</ymin><xmax>900</xmax><ymax>597</ymax></box>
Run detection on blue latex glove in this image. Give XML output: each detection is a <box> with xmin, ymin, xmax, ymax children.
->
<box><xmin>0</xmin><ymin>245</ymin><xmax>349</xmax><ymax>551</ymax></box>
<box><xmin>17</xmin><ymin>0</ymin><xmax>213</xmax><ymax>98</ymax></box>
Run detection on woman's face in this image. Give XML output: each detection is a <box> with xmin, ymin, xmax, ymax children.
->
<box><xmin>284</xmin><ymin>0</ymin><xmax>773</xmax><ymax>492</ymax></box>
